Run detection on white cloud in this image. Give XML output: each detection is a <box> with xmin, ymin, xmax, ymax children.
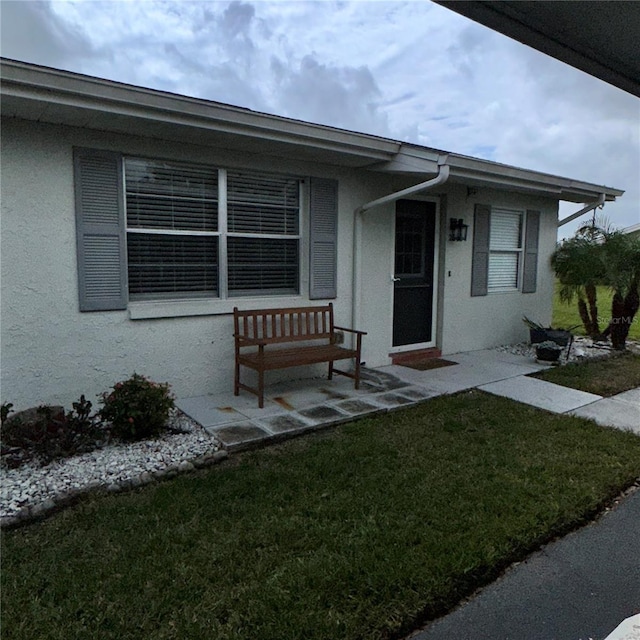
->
<box><xmin>1</xmin><ymin>0</ymin><xmax>637</xmax><ymax>231</ymax></box>
<box><xmin>0</xmin><ymin>0</ymin><xmax>94</xmax><ymax>67</ymax></box>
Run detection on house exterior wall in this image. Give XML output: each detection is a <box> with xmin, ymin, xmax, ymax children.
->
<box><xmin>357</xmin><ymin>184</ymin><xmax>558</xmax><ymax>367</ymax></box>
<box><xmin>438</xmin><ymin>185</ymin><xmax>557</xmax><ymax>355</ymax></box>
<box><xmin>2</xmin><ymin>117</ymin><xmax>557</xmax><ymax>411</ymax></box>
<box><xmin>0</xmin><ymin>118</ymin><xmax>391</xmax><ymax>410</ymax></box>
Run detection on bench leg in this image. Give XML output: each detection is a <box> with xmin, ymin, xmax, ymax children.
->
<box><xmin>258</xmin><ymin>368</ymin><xmax>265</xmax><ymax>409</ymax></box>
<box><xmin>354</xmin><ymin>357</ymin><xmax>361</xmax><ymax>390</ymax></box>
<box><xmin>328</xmin><ymin>360</ymin><xmax>334</xmax><ymax>380</ymax></box>
<box><xmin>234</xmin><ymin>361</ymin><xmax>240</xmax><ymax>396</ymax></box>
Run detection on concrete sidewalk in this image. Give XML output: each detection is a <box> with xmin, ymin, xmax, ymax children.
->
<box><xmin>479</xmin><ymin>376</ymin><xmax>640</xmax><ymax>435</ymax></box>
<box><xmin>408</xmin><ymin>488</ymin><xmax>640</xmax><ymax>640</ymax></box>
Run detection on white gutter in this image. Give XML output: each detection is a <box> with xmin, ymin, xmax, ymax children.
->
<box><xmin>351</xmin><ymin>162</ymin><xmax>450</xmax><ymax>341</ymax></box>
<box><xmin>557</xmin><ymin>193</ymin><xmax>606</xmax><ymax>227</ymax></box>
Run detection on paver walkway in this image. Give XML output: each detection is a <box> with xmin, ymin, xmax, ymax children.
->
<box><xmin>177</xmin><ymin>349</ymin><xmax>639</xmax><ymax>448</ymax></box>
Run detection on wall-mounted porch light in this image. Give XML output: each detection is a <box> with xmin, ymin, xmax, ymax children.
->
<box><xmin>449</xmin><ymin>218</ymin><xmax>469</xmax><ymax>242</ymax></box>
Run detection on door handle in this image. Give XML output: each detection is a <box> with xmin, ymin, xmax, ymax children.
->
<box><xmin>392</xmin><ymin>276</ymin><xmax>401</xmax><ymax>282</ymax></box>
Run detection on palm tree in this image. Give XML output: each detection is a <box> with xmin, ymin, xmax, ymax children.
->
<box><xmin>552</xmin><ymin>221</ymin><xmax>640</xmax><ymax>349</ymax></box>
<box><xmin>599</xmin><ymin>231</ymin><xmax>640</xmax><ymax>349</ymax></box>
<box><xmin>551</xmin><ymin>225</ymin><xmax>605</xmax><ymax>338</ymax></box>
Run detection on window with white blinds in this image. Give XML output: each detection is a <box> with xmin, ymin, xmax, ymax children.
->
<box><xmin>488</xmin><ymin>208</ymin><xmax>523</xmax><ymax>291</ymax></box>
<box><xmin>124</xmin><ymin>159</ymin><xmax>300</xmax><ymax>300</ymax></box>
<box><xmin>227</xmin><ymin>171</ymin><xmax>300</xmax><ymax>296</ymax></box>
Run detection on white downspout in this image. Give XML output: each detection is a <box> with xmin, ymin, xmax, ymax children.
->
<box><xmin>351</xmin><ymin>162</ymin><xmax>450</xmax><ymax>340</ymax></box>
<box><xmin>557</xmin><ymin>193</ymin><xmax>606</xmax><ymax>227</ymax></box>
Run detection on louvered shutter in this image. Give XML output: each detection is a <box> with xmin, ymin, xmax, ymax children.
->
<box><xmin>309</xmin><ymin>178</ymin><xmax>338</xmax><ymax>299</ymax></box>
<box><xmin>522</xmin><ymin>210</ymin><xmax>540</xmax><ymax>293</ymax></box>
<box><xmin>74</xmin><ymin>148</ymin><xmax>127</xmax><ymax>311</ymax></box>
<box><xmin>471</xmin><ymin>204</ymin><xmax>490</xmax><ymax>297</ymax></box>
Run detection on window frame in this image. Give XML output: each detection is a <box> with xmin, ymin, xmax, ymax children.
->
<box><xmin>487</xmin><ymin>207</ymin><xmax>525</xmax><ymax>293</ymax></box>
<box><xmin>123</xmin><ymin>157</ymin><xmax>303</xmax><ymax>302</ymax></box>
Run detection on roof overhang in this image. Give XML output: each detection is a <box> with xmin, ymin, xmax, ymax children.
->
<box><xmin>433</xmin><ymin>1</ymin><xmax>640</xmax><ymax>97</ymax></box>
<box><xmin>0</xmin><ymin>58</ymin><xmax>399</xmax><ymax>168</ymax></box>
<box><xmin>372</xmin><ymin>147</ymin><xmax>623</xmax><ymax>204</ymax></box>
<box><xmin>0</xmin><ymin>57</ymin><xmax>623</xmax><ymax>204</ymax></box>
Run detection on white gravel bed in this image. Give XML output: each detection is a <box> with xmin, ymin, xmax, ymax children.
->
<box><xmin>1</xmin><ymin>410</ymin><xmax>223</xmax><ymax>524</ymax></box>
<box><xmin>495</xmin><ymin>336</ymin><xmax>637</xmax><ymax>364</ymax></box>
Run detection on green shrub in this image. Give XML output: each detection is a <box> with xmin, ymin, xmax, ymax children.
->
<box><xmin>99</xmin><ymin>373</ymin><xmax>175</xmax><ymax>441</ymax></box>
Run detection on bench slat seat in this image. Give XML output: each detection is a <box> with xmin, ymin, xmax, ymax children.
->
<box><xmin>233</xmin><ymin>303</ymin><xmax>366</xmax><ymax>407</ymax></box>
<box><xmin>238</xmin><ymin>344</ymin><xmax>358</xmax><ymax>371</ymax></box>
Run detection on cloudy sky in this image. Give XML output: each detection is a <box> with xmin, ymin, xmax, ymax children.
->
<box><xmin>2</xmin><ymin>0</ymin><xmax>638</xmax><ymax>235</ymax></box>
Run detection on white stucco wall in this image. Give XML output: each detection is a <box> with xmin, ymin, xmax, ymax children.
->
<box><xmin>439</xmin><ymin>186</ymin><xmax>557</xmax><ymax>355</ymax></box>
<box><xmin>1</xmin><ymin>117</ymin><xmax>558</xmax><ymax>411</ymax></box>
<box><xmin>0</xmin><ymin>119</ymin><xmax>390</xmax><ymax>410</ymax></box>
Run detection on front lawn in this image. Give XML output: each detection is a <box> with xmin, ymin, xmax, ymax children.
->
<box><xmin>3</xmin><ymin>392</ymin><xmax>640</xmax><ymax>640</ymax></box>
<box><xmin>534</xmin><ymin>353</ymin><xmax>640</xmax><ymax>397</ymax></box>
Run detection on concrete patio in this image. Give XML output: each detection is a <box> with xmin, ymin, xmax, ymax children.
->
<box><xmin>176</xmin><ymin>349</ymin><xmax>640</xmax><ymax>449</ymax></box>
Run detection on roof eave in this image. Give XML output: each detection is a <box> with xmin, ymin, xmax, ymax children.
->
<box><xmin>445</xmin><ymin>154</ymin><xmax>623</xmax><ymax>202</ymax></box>
<box><xmin>0</xmin><ymin>58</ymin><xmax>400</xmax><ymax>166</ymax></box>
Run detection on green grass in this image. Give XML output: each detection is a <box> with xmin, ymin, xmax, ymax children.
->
<box><xmin>3</xmin><ymin>392</ymin><xmax>640</xmax><ymax>640</ymax></box>
<box><xmin>534</xmin><ymin>353</ymin><xmax>640</xmax><ymax>397</ymax></box>
<box><xmin>552</xmin><ymin>280</ymin><xmax>640</xmax><ymax>341</ymax></box>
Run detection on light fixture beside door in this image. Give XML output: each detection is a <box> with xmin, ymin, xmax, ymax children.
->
<box><xmin>449</xmin><ymin>218</ymin><xmax>468</xmax><ymax>242</ymax></box>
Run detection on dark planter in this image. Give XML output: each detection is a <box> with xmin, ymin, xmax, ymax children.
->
<box><xmin>529</xmin><ymin>328</ymin><xmax>571</xmax><ymax>347</ymax></box>
<box><xmin>536</xmin><ymin>346</ymin><xmax>562</xmax><ymax>362</ymax></box>
<box><xmin>529</xmin><ymin>328</ymin><xmax>548</xmax><ymax>344</ymax></box>
<box><xmin>545</xmin><ymin>330</ymin><xmax>571</xmax><ymax>347</ymax></box>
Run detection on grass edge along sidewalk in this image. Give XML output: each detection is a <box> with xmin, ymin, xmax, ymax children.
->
<box><xmin>3</xmin><ymin>391</ymin><xmax>640</xmax><ymax>640</ymax></box>
<box><xmin>533</xmin><ymin>352</ymin><xmax>640</xmax><ymax>397</ymax></box>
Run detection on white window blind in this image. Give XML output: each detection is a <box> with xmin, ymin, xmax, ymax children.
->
<box><xmin>488</xmin><ymin>208</ymin><xmax>523</xmax><ymax>291</ymax></box>
<box><xmin>126</xmin><ymin>159</ymin><xmax>218</xmax><ymax>231</ymax></box>
<box><xmin>227</xmin><ymin>170</ymin><xmax>299</xmax><ymax>235</ymax></box>
<box><xmin>227</xmin><ymin>170</ymin><xmax>301</xmax><ymax>296</ymax></box>
<box><xmin>124</xmin><ymin>160</ymin><xmax>300</xmax><ymax>300</ymax></box>
<box><xmin>125</xmin><ymin>159</ymin><xmax>219</xmax><ymax>299</ymax></box>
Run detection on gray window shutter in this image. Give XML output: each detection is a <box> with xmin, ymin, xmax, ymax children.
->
<box><xmin>74</xmin><ymin>148</ymin><xmax>127</xmax><ymax>311</ymax></box>
<box><xmin>309</xmin><ymin>177</ymin><xmax>338</xmax><ymax>299</ymax></box>
<box><xmin>471</xmin><ymin>204</ymin><xmax>491</xmax><ymax>297</ymax></box>
<box><xmin>522</xmin><ymin>209</ymin><xmax>540</xmax><ymax>293</ymax></box>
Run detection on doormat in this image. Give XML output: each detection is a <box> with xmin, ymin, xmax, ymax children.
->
<box><xmin>401</xmin><ymin>358</ymin><xmax>458</xmax><ymax>371</ymax></box>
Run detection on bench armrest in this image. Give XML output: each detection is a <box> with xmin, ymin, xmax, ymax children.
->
<box><xmin>334</xmin><ymin>326</ymin><xmax>368</xmax><ymax>336</ymax></box>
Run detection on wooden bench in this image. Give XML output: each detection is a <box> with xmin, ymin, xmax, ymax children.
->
<box><xmin>233</xmin><ymin>303</ymin><xmax>367</xmax><ymax>408</ymax></box>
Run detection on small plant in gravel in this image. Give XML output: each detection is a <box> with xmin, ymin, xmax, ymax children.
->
<box><xmin>1</xmin><ymin>402</ymin><xmax>14</xmax><ymax>424</ymax></box>
<box><xmin>99</xmin><ymin>373</ymin><xmax>175</xmax><ymax>441</ymax></box>
<box><xmin>0</xmin><ymin>396</ymin><xmax>106</xmax><ymax>467</ymax></box>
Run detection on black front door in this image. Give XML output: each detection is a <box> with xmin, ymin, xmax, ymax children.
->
<box><xmin>392</xmin><ymin>200</ymin><xmax>436</xmax><ymax>347</ymax></box>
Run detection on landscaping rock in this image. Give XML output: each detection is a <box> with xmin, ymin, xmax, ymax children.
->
<box><xmin>214</xmin><ymin>450</ymin><xmax>229</xmax><ymax>462</ymax></box>
<box><xmin>0</xmin><ymin>410</ymin><xmax>225</xmax><ymax>525</ymax></box>
<box><xmin>31</xmin><ymin>498</ymin><xmax>56</xmax><ymax>516</ymax></box>
<box><xmin>4</xmin><ymin>405</ymin><xmax>65</xmax><ymax>429</ymax></box>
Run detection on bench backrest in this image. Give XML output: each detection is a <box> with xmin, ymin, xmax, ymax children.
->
<box><xmin>234</xmin><ymin>304</ymin><xmax>335</xmax><ymax>344</ymax></box>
